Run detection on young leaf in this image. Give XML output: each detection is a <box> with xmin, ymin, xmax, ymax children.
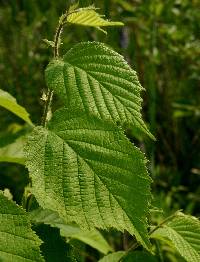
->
<box><xmin>67</xmin><ymin>7</ymin><xmax>123</xmax><ymax>32</ymax></box>
<box><xmin>25</xmin><ymin>108</ymin><xmax>152</xmax><ymax>249</ymax></box>
<box><xmin>151</xmin><ymin>212</ymin><xmax>200</xmax><ymax>262</ymax></box>
<box><xmin>0</xmin><ymin>193</ymin><xmax>44</xmax><ymax>262</ymax></box>
<box><xmin>0</xmin><ymin>89</ymin><xmax>32</xmax><ymax>125</ymax></box>
<box><xmin>68</xmin><ymin>2</ymin><xmax>79</xmax><ymax>13</ymax></box>
<box><xmin>45</xmin><ymin>42</ymin><xmax>154</xmax><ymax>139</ymax></box>
<box><xmin>30</xmin><ymin>208</ymin><xmax>113</xmax><ymax>254</ymax></box>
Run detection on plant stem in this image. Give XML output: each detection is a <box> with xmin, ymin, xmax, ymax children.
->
<box><xmin>149</xmin><ymin>210</ymin><xmax>181</xmax><ymax>235</ymax></box>
<box><xmin>123</xmin><ymin>231</ymin><xmax>129</xmax><ymax>250</ymax></box>
<box><xmin>41</xmin><ymin>11</ymin><xmax>68</xmax><ymax>127</ymax></box>
<box><xmin>54</xmin><ymin>17</ymin><xmax>66</xmax><ymax>57</ymax></box>
<box><xmin>41</xmin><ymin>89</ymin><xmax>54</xmax><ymax>127</ymax></box>
<box><xmin>126</xmin><ymin>210</ymin><xmax>181</xmax><ymax>254</ymax></box>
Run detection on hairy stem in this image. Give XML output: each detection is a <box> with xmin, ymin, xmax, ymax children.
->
<box><xmin>54</xmin><ymin>16</ymin><xmax>66</xmax><ymax>57</ymax></box>
<box><xmin>149</xmin><ymin>210</ymin><xmax>181</xmax><ymax>235</ymax></box>
<box><xmin>41</xmin><ymin>12</ymin><xmax>68</xmax><ymax>127</ymax></box>
<box><xmin>125</xmin><ymin>210</ymin><xmax>181</xmax><ymax>255</ymax></box>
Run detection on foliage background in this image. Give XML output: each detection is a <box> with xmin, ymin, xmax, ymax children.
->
<box><xmin>0</xmin><ymin>0</ymin><xmax>199</xmax><ymax>233</ymax></box>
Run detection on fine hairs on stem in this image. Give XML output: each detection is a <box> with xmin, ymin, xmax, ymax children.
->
<box><xmin>41</xmin><ymin>8</ymin><xmax>83</xmax><ymax>127</ymax></box>
<box><xmin>41</xmin><ymin>10</ymin><xmax>68</xmax><ymax>127</ymax></box>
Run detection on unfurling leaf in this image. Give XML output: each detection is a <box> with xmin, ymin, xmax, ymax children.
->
<box><xmin>67</xmin><ymin>6</ymin><xmax>123</xmax><ymax>32</ymax></box>
<box><xmin>25</xmin><ymin>108</ymin><xmax>152</xmax><ymax>249</ymax></box>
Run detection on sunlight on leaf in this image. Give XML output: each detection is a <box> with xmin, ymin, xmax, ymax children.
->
<box><xmin>67</xmin><ymin>6</ymin><xmax>123</xmax><ymax>33</ymax></box>
<box><xmin>25</xmin><ymin>108</ymin><xmax>152</xmax><ymax>249</ymax></box>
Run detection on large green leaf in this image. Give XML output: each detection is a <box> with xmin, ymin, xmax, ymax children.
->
<box><xmin>67</xmin><ymin>7</ymin><xmax>123</xmax><ymax>32</ymax></box>
<box><xmin>151</xmin><ymin>212</ymin><xmax>200</xmax><ymax>262</ymax></box>
<box><xmin>30</xmin><ymin>208</ymin><xmax>113</xmax><ymax>254</ymax></box>
<box><xmin>0</xmin><ymin>193</ymin><xmax>44</xmax><ymax>262</ymax></box>
<box><xmin>0</xmin><ymin>89</ymin><xmax>32</xmax><ymax>125</ymax></box>
<box><xmin>25</xmin><ymin>108</ymin><xmax>151</xmax><ymax>249</ymax></box>
<box><xmin>45</xmin><ymin>42</ymin><xmax>154</xmax><ymax>139</ymax></box>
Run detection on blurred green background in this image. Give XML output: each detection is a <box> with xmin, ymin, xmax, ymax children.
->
<box><xmin>0</xmin><ymin>0</ymin><xmax>200</xmax><ymax>218</ymax></box>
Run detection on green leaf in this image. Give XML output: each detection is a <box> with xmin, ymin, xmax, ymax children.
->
<box><xmin>99</xmin><ymin>250</ymin><xmax>158</xmax><ymax>262</ymax></box>
<box><xmin>30</xmin><ymin>208</ymin><xmax>113</xmax><ymax>254</ymax></box>
<box><xmin>98</xmin><ymin>251</ymin><xmax>126</xmax><ymax>262</ymax></box>
<box><xmin>0</xmin><ymin>89</ymin><xmax>32</xmax><ymax>125</ymax></box>
<box><xmin>25</xmin><ymin>108</ymin><xmax>151</xmax><ymax>249</ymax></box>
<box><xmin>34</xmin><ymin>224</ymin><xmax>75</xmax><ymax>262</ymax></box>
<box><xmin>123</xmin><ymin>251</ymin><xmax>158</xmax><ymax>261</ymax></box>
<box><xmin>151</xmin><ymin>212</ymin><xmax>200</xmax><ymax>262</ymax></box>
<box><xmin>67</xmin><ymin>7</ymin><xmax>123</xmax><ymax>32</ymax></box>
<box><xmin>0</xmin><ymin>136</ymin><xmax>26</xmax><ymax>164</ymax></box>
<box><xmin>45</xmin><ymin>42</ymin><xmax>154</xmax><ymax>139</ymax></box>
<box><xmin>0</xmin><ymin>193</ymin><xmax>44</xmax><ymax>262</ymax></box>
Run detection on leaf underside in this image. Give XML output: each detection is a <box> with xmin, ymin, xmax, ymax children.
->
<box><xmin>25</xmin><ymin>108</ymin><xmax>151</xmax><ymax>249</ymax></box>
<box><xmin>151</xmin><ymin>213</ymin><xmax>200</xmax><ymax>262</ymax></box>
<box><xmin>45</xmin><ymin>42</ymin><xmax>154</xmax><ymax>139</ymax></box>
<box><xmin>0</xmin><ymin>193</ymin><xmax>44</xmax><ymax>262</ymax></box>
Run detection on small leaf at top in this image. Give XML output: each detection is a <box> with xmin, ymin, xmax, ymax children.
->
<box><xmin>25</xmin><ymin>108</ymin><xmax>152</xmax><ymax>249</ymax></box>
<box><xmin>0</xmin><ymin>193</ymin><xmax>44</xmax><ymax>262</ymax></box>
<box><xmin>67</xmin><ymin>7</ymin><xmax>123</xmax><ymax>32</ymax></box>
<box><xmin>0</xmin><ymin>89</ymin><xmax>32</xmax><ymax>125</ymax></box>
<box><xmin>45</xmin><ymin>42</ymin><xmax>154</xmax><ymax>139</ymax></box>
